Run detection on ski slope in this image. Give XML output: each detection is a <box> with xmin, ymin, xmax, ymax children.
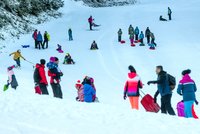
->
<box><xmin>0</xmin><ymin>0</ymin><xmax>200</xmax><ymax>133</ymax></box>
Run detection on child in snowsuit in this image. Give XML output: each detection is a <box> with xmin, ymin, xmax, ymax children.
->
<box><xmin>124</xmin><ymin>65</ymin><xmax>143</xmax><ymax>110</ymax></box>
<box><xmin>68</xmin><ymin>28</ymin><xmax>73</xmax><ymax>41</ymax></box>
<box><xmin>128</xmin><ymin>25</ymin><xmax>134</xmax><ymax>36</ymax></box>
<box><xmin>118</xmin><ymin>29</ymin><xmax>122</xmax><ymax>42</ymax></box>
<box><xmin>75</xmin><ymin>80</ymin><xmax>84</xmax><ymax>102</ymax></box>
<box><xmin>139</xmin><ymin>31</ymin><xmax>145</xmax><ymax>45</ymax></box>
<box><xmin>9</xmin><ymin>50</ymin><xmax>26</xmax><ymax>68</ymax></box>
<box><xmin>63</xmin><ymin>53</ymin><xmax>75</xmax><ymax>64</ymax></box>
<box><xmin>177</xmin><ymin>69</ymin><xmax>198</xmax><ymax>118</ymax></box>
<box><xmin>7</xmin><ymin>65</ymin><xmax>18</xmax><ymax>89</ymax></box>
<box><xmin>129</xmin><ymin>30</ymin><xmax>134</xmax><ymax>45</ymax></box>
<box><xmin>47</xmin><ymin>57</ymin><xmax>60</xmax><ymax>82</ymax></box>
<box><xmin>90</xmin><ymin>41</ymin><xmax>98</xmax><ymax>50</ymax></box>
<box><xmin>135</xmin><ymin>26</ymin><xmax>140</xmax><ymax>41</ymax></box>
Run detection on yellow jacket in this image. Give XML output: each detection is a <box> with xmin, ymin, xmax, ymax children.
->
<box><xmin>10</xmin><ymin>52</ymin><xmax>25</xmax><ymax>60</ymax></box>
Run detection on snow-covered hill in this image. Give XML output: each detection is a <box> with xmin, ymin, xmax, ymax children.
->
<box><xmin>0</xmin><ymin>0</ymin><xmax>200</xmax><ymax>133</ymax></box>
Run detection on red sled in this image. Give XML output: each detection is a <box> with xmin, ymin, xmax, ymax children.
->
<box><xmin>192</xmin><ymin>105</ymin><xmax>199</xmax><ymax>119</ymax></box>
<box><xmin>35</xmin><ymin>85</ymin><xmax>42</xmax><ymax>95</ymax></box>
<box><xmin>131</xmin><ymin>43</ymin><xmax>136</xmax><ymax>47</ymax></box>
<box><xmin>120</xmin><ymin>40</ymin><xmax>126</xmax><ymax>44</ymax></box>
<box><xmin>141</xmin><ymin>94</ymin><xmax>160</xmax><ymax>113</ymax></box>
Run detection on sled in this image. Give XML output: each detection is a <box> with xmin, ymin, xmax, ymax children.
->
<box><xmin>120</xmin><ymin>40</ymin><xmax>126</xmax><ymax>44</ymax></box>
<box><xmin>141</xmin><ymin>94</ymin><xmax>160</xmax><ymax>113</ymax></box>
<box><xmin>35</xmin><ymin>85</ymin><xmax>42</xmax><ymax>95</ymax></box>
<box><xmin>58</xmin><ymin>50</ymin><xmax>64</xmax><ymax>53</ymax></box>
<box><xmin>131</xmin><ymin>43</ymin><xmax>136</xmax><ymax>47</ymax></box>
<box><xmin>177</xmin><ymin>101</ymin><xmax>185</xmax><ymax>117</ymax></box>
<box><xmin>22</xmin><ymin>45</ymin><xmax>30</xmax><ymax>48</ymax></box>
<box><xmin>3</xmin><ymin>84</ymin><xmax>9</xmax><ymax>91</ymax></box>
<box><xmin>92</xmin><ymin>23</ymin><xmax>101</xmax><ymax>27</ymax></box>
<box><xmin>192</xmin><ymin>105</ymin><xmax>199</xmax><ymax>119</ymax></box>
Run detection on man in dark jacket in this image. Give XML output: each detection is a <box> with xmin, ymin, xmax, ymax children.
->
<box><xmin>34</xmin><ymin>59</ymin><xmax>49</xmax><ymax>95</ymax></box>
<box><xmin>145</xmin><ymin>27</ymin><xmax>151</xmax><ymax>44</ymax></box>
<box><xmin>147</xmin><ymin>66</ymin><xmax>176</xmax><ymax>115</ymax></box>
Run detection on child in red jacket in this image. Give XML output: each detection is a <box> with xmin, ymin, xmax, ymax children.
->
<box><xmin>75</xmin><ymin>80</ymin><xmax>84</xmax><ymax>102</ymax></box>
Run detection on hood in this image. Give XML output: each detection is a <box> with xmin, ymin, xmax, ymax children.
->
<box><xmin>36</xmin><ymin>64</ymin><xmax>44</xmax><ymax>69</ymax></box>
<box><xmin>182</xmin><ymin>74</ymin><xmax>193</xmax><ymax>82</ymax></box>
<box><xmin>128</xmin><ymin>72</ymin><xmax>137</xmax><ymax>79</ymax></box>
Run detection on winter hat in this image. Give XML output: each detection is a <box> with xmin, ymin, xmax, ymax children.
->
<box><xmin>55</xmin><ymin>57</ymin><xmax>59</xmax><ymax>61</ymax></box>
<box><xmin>182</xmin><ymin>69</ymin><xmax>191</xmax><ymax>76</ymax></box>
<box><xmin>128</xmin><ymin>65</ymin><xmax>136</xmax><ymax>73</ymax></box>
<box><xmin>50</xmin><ymin>57</ymin><xmax>55</xmax><ymax>62</ymax></box>
<box><xmin>77</xmin><ymin>80</ymin><xmax>81</xmax><ymax>83</ymax></box>
<box><xmin>7</xmin><ymin>65</ymin><xmax>15</xmax><ymax>71</ymax></box>
<box><xmin>40</xmin><ymin>59</ymin><xmax>46</xmax><ymax>65</ymax></box>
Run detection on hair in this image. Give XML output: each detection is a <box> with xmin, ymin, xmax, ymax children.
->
<box><xmin>40</xmin><ymin>59</ymin><xmax>46</xmax><ymax>65</ymax></box>
<box><xmin>156</xmin><ymin>65</ymin><xmax>163</xmax><ymax>71</ymax></box>
<box><xmin>55</xmin><ymin>57</ymin><xmax>59</xmax><ymax>61</ymax></box>
<box><xmin>128</xmin><ymin>65</ymin><xmax>136</xmax><ymax>73</ymax></box>
<box><xmin>182</xmin><ymin>69</ymin><xmax>191</xmax><ymax>76</ymax></box>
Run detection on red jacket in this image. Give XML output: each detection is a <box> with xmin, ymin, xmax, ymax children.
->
<box><xmin>88</xmin><ymin>17</ymin><xmax>93</xmax><ymax>23</ymax></box>
<box><xmin>36</xmin><ymin>64</ymin><xmax>48</xmax><ymax>85</ymax></box>
<box><xmin>33</xmin><ymin>31</ymin><xmax>38</xmax><ymax>40</ymax></box>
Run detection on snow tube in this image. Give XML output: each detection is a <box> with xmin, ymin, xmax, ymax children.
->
<box><xmin>120</xmin><ymin>40</ymin><xmax>126</xmax><ymax>44</ymax></box>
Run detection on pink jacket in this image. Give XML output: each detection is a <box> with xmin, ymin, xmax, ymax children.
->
<box><xmin>8</xmin><ymin>70</ymin><xmax>14</xmax><ymax>83</ymax></box>
<box><xmin>124</xmin><ymin>72</ymin><xmax>143</xmax><ymax>97</ymax></box>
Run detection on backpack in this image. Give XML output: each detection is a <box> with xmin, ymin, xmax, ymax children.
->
<box><xmin>168</xmin><ymin>74</ymin><xmax>176</xmax><ymax>90</ymax></box>
<box><xmin>33</xmin><ymin>67</ymin><xmax>41</xmax><ymax>84</ymax></box>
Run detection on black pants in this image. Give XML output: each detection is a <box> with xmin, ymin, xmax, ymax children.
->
<box><xmin>38</xmin><ymin>41</ymin><xmax>42</xmax><ymax>49</ymax></box>
<box><xmin>147</xmin><ymin>35</ymin><xmax>150</xmax><ymax>44</ymax></box>
<box><xmin>168</xmin><ymin>14</ymin><xmax>172</xmax><ymax>20</ymax></box>
<box><xmin>89</xmin><ymin>23</ymin><xmax>92</xmax><ymax>30</ymax></box>
<box><xmin>141</xmin><ymin>39</ymin><xmax>144</xmax><ymax>44</ymax></box>
<box><xmin>39</xmin><ymin>83</ymin><xmax>49</xmax><ymax>95</ymax></box>
<box><xmin>161</xmin><ymin>94</ymin><xmax>176</xmax><ymax>115</ymax></box>
<box><xmin>118</xmin><ymin>36</ymin><xmax>121</xmax><ymax>42</ymax></box>
<box><xmin>35</xmin><ymin>40</ymin><xmax>38</xmax><ymax>48</ymax></box>
<box><xmin>51</xmin><ymin>83</ymin><xmax>63</xmax><ymax>99</ymax></box>
<box><xmin>136</xmin><ymin>34</ymin><xmax>139</xmax><ymax>40</ymax></box>
<box><xmin>43</xmin><ymin>40</ymin><xmax>48</xmax><ymax>48</ymax></box>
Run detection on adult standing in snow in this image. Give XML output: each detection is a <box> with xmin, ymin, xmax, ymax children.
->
<box><xmin>168</xmin><ymin>7</ymin><xmax>172</xmax><ymax>20</ymax></box>
<box><xmin>139</xmin><ymin>31</ymin><xmax>144</xmax><ymax>45</ymax></box>
<box><xmin>88</xmin><ymin>16</ymin><xmax>94</xmax><ymax>30</ymax></box>
<box><xmin>32</xmin><ymin>29</ymin><xmax>38</xmax><ymax>49</ymax></box>
<box><xmin>7</xmin><ymin>65</ymin><xmax>18</xmax><ymax>89</ymax></box>
<box><xmin>43</xmin><ymin>31</ymin><xmax>50</xmax><ymax>49</ymax></box>
<box><xmin>9</xmin><ymin>50</ymin><xmax>26</xmax><ymax>68</ymax></box>
<box><xmin>147</xmin><ymin>66</ymin><xmax>176</xmax><ymax>115</ymax></box>
<box><xmin>177</xmin><ymin>69</ymin><xmax>197</xmax><ymax>118</ymax></box>
<box><xmin>68</xmin><ymin>28</ymin><xmax>73</xmax><ymax>41</ymax></box>
<box><xmin>118</xmin><ymin>29</ymin><xmax>122</xmax><ymax>42</ymax></box>
<box><xmin>145</xmin><ymin>27</ymin><xmax>151</xmax><ymax>44</ymax></box>
<box><xmin>124</xmin><ymin>65</ymin><xmax>143</xmax><ymax>110</ymax></box>
<box><xmin>34</xmin><ymin>59</ymin><xmax>49</xmax><ymax>95</ymax></box>
<box><xmin>129</xmin><ymin>30</ymin><xmax>134</xmax><ymax>45</ymax></box>
<box><xmin>135</xmin><ymin>26</ymin><xmax>140</xmax><ymax>41</ymax></box>
<box><xmin>48</xmin><ymin>57</ymin><xmax>63</xmax><ymax>99</ymax></box>
<box><xmin>83</xmin><ymin>77</ymin><xmax>96</xmax><ymax>103</ymax></box>
<box><xmin>37</xmin><ymin>31</ymin><xmax>43</xmax><ymax>49</ymax></box>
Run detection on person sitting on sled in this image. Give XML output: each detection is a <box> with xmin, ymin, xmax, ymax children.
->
<box><xmin>90</xmin><ymin>41</ymin><xmax>99</xmax><ymax>50</ymax></box>
<box><xmin>56</xmin><ymin>44</ymin><xmax>62</xmax><ymax>51</ymax></box>
<box><xmin>159</xmin><ymin>15</ymin><xmax>167</xmax><ymax>21</ymax></box>
<box><xmin>63</xmin><ymin>53</ymin><xmax>75</xmax><ymax>64</ymax></box>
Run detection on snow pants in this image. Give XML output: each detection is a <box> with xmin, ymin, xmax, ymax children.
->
<box><xmin>129</xmin><ymin>96</ymin><xmax>139</xmax><ymax>110</ymax></box>
<box><xmin>184</xmin><ymin>101</ymin><xmax>194</xmax><ymax>118</ymax></box>
<box><xmin>161</xmin><ymin>94</ymin><xmax>176</xmax><ymax>115</ymax></box>
<box><xmin>39</xmin><ymin>83</ymin><xmax>49</xmax><ymax>95</ymax></box>
<box><xmin>51</xmin><ymin>83</ymin><xmax>63</xmax><ymax>99</ymax></box>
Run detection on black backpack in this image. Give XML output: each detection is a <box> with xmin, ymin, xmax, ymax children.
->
<box><xmin>33</xmin><ymin>67</ymin><xmax>41</xmax><ymax>84</ymax></box>
<box><xmin>168</xmin><ymin>74</ymin><xmax>176</xmax><ymax>90</ymax></box>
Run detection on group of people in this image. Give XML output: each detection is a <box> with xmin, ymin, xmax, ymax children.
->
<box><xmin>118</xmin><ymin>26</ymin><xmax>157</xmax><ymax>49</ymax></box>
<box><xmin>159</xmin><ymin>7</ymin><xmax>172</xmax><ymax>21</ymax></box>
<box><xmin>124</xmin><ymin>65</ymin><xmax>198</xmax><ymax>118</ymax></box>
<box><xmin>32</xmin><ymin>30</ymin><xmax>50</xmax><ymax>49</ymax></box>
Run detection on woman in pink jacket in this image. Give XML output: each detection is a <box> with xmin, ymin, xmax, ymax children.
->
<box><xmin>124</xmin><ymin>65</ymin><xmax>143</xmax><ymax>109</ymax></box>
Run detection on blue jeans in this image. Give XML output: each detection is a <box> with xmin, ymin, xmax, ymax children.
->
<box><xmin>184</xmin><ymin>101</ymin><xmax>194</xmax><ymax>118</ymax></box>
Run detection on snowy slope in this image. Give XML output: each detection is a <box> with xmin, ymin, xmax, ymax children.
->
<box><xmin>0</xmin><ymin>0</ymin><xmax>200</xmax><ymax>133</ymax></box>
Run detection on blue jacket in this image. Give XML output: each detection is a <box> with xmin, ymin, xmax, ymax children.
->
<box><xmin>37</xmin><ymin>33</ymin><xmax>43</xmax><ymax>42</ymax></box>
<box><xmin>135</xmin><ymin>27</ymin><xmax>139</xmax><ymax>35</ymax></box>
<box><xmin>153</xmin><ymin>71</ymin><xmax>172</xmax><ymax>97</ymax></box>
<box><xmin>177</xmin><ymin>74</ymin><xmax>197</xmax><ymax>101</ymax></box>
<box><xmin>139</xmin><ymin>33</ymin><xmax>144</xmax><ymax>39</ymax></box>
<box><xmin>83</xmin><ymin>84</ymin><xmax>96</xmax><ymax>102</ymax></box>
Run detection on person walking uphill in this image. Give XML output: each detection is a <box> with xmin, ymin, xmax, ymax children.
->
<box><xmin>118</xmin><ymin>29</ymin><xmax>122</xmax><ymax>42</ymax></box>
<box><xmin>68</xmin><ymin>28</ymin><xmax>73</xmax><ymax>41</ymax></box>
<box><xmin>48</xmin><ymin>57</ymin><xmax>63</xmax><ymax>99</ymax></box>
<box><xmin>168</xmin><ymin>7</ymin><xmax>172</xmax><ymax>20</ymax></box>
<box><xmin>124</xmin><ymin>65</ymin><xmax>143</xmax><ymax>110</ymax></box>
<box><xmin>34</xmin><ymin>59</ymin><xmax>49</xmax><ymax>95</ymax></box>
<box><xmin>147</xmin><ymin>66</ymin><xmax>176</xmax><ymax>115</ymax></box>
<box><xmin>9</xmin><ymin>50</ymin><xmax>26</xmax><ymax>68</ymax></box>
<box><xmin>177</xmin><ymin>69</ymin><xmax>198</xmax><ymax>118</ymax></box>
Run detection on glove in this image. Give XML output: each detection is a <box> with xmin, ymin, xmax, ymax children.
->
<box><xmin>147</xmin><ymin>81</ymin><xmax>156</xmax><ymax>85</ymax></box>
<box><xmin>195</xmin><ymin>100</ymin><xmax>199</xmax><ymax>105</ymax></box>
<box><xmin>154</xmin><ymin>97</ymin><xmax>157</xmax><ymax>103</ymax></box>
<box><xmin>123</xmin><ymin>95</ymin><xmax>127</xmax><ymax>100</ymax></box>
